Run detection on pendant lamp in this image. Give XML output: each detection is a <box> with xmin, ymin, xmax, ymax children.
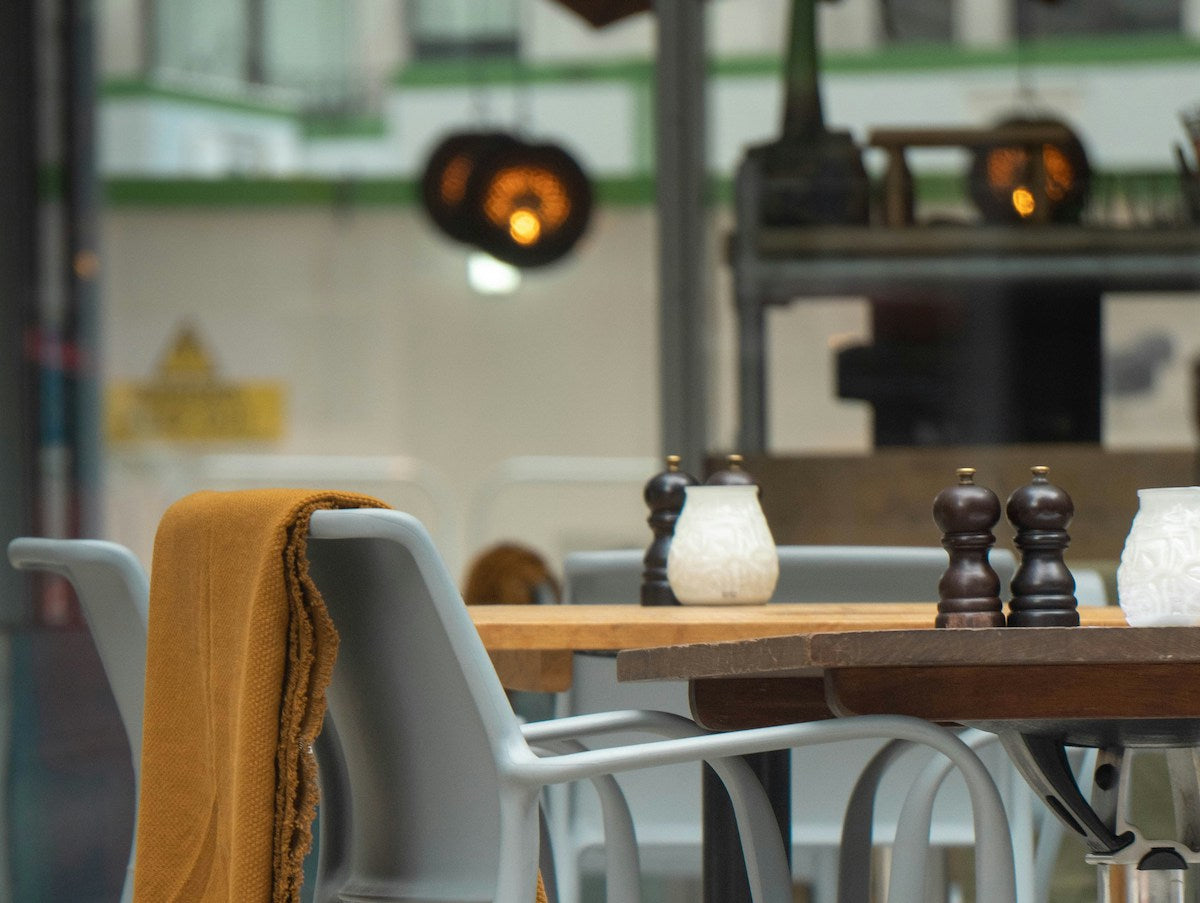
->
<box><xmin>967</xmin><ymin>116</ymin><xmax>1091</xmax><ymax>224</ymax></box>
<box><xmin>421</xmin><ymin>131</ymin><xmax>593</xmax><ymax>268</ymax></box>
<box><xmin>462</xmin><ymin>139</ymin><xmax>593</xmax><ymax>268</ymax></box>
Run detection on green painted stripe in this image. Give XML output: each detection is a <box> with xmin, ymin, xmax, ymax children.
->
<box><xmin>99</xmin><ymin>168</ymin><xmax>1186</xmax><ymax>209</ymax></box>
<box><xmin>300</xmin><ymin>114</ymin><xmax>388</xmax><ymax>139</ymax></box>
<box><xmin>393</xmin><ymin>34</ymin><xmax>1199</xmax><ymax>88</ymax></box>
<box><xmin>392</xmin><ymin>56</ymin><xmax>654</xmax><ymax>87</ymax></box>
<box><xmin>102</xmin><ymin>175</ymin><xmax>653</xmax><ymax>207</ymax></box>
<box><xmin>104</xmin><ymin>177</ymin><xmax>416</xmax><ymax>206</ymax></box>
<box><xmin>593</xmin><ymin>175</ymin><xmax>656</xmax><ymax>204</ymax></box>
<box><xmin>819</xmin><ymin>32</ymin><xmax>1199</xmax><ymax>74</ymax></box>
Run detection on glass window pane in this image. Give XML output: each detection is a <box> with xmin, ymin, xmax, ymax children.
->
<box><xmin>264</xmin><ymin>0</ymin><xmax>355</xmax><ymax>106</ymax></box>
<box><xmin>1018</xmin><ymin>0</ymin><xmax>1181</xmax><ymax>37</ymax></box>
<box><xmin>410</xmin><ymin>0</ymin><xmax>519</xmax><ymax>59</ymax></box>
<box><xmin>155</xmin><ymin>0</ymin><xmax>248</xmax><ymax>83</ymax></box>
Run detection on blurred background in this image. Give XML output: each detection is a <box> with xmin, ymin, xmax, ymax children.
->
<box><xmin>1</xmin><ymin>0</ymin><xmax>1199</xmax><ymax>898</ymax></box>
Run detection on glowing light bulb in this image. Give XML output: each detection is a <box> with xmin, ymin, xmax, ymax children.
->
<box><xmin>1011</xmin><ymin>187</ymin><xmax>1036</xmax><ymax>218</ymax></box>
<box><xmin>508</xmin><ymin>209</ymin><xmax>542</xmax><ymax>245</ymax></box>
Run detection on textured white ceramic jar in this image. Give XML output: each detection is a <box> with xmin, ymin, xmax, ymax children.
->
<box><xmin>666</xmin><ymin>485</ymin><xmax>779</xmax><ymax>605</ymax></box>
<box><xmin>1116</xmin><ymin>486</ymin><xmax>1200</xmax><ymax>626</ymax></box>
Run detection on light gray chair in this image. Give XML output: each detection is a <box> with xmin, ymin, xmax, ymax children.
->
<box><xmin>553</xmin><ymin>545</ymin><xmax>1025</xmax><ymax>903</ymax></box>
<box><xmin>3</xmin><ymin>537</ymin><xmax>595</xmax><ymax>903</ymax></box>
<box><xmin>7</xmin><ymin>538</ymin><xmax>150</xmax><ymax>903</ymax></box>
<box><xmin>303</xmin><ymin>508</ymin><xmax>1016</xmax><ymax>903</ymax></box>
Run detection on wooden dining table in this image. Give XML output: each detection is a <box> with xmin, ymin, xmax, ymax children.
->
<box><xmin>470</xmin><ymin>601</ymin><xmax>1131</xmax><ymax>902</ymax></box>
<box><xmin>470</xmin><ymin>601</ymin><xmax>1129</xmax><ymax>692</ymax></box>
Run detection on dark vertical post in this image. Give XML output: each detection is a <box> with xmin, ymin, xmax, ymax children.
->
<box><xmin>62</xmin><ymin>0</ymin><xmax>102</xmax><ymax>538</ymax></box>
<box><xmin>0</xmin><ymin>0</ymin><xmax>40</xmax><ymax>622</ymax></box>
<box><xmin>702</xmin><ymin>752</ymin><xmax>791</xmax><ymax>903</ymax></box>
<box><xmin>653</xmin><ymin>0</ymin><xmax>708</xmax><ymax>478</ymax></box>
<box><xmin>733</xmin><ymin>155</ymin><xmax>768</xmax><ymax>453</ymax></box>
<box><xmin>780</xmin><ymin>0</ymin><xmax>823</xmax><ymax>140</ymax></box>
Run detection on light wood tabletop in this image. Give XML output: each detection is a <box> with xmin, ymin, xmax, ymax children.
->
<box><xmin>470</xmin><ymin>602</ymin><xmax>1129</xmax><ymax>692</ymax></box>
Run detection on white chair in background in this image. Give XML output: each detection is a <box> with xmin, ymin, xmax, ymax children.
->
<box><xmin>552</xmin><ymin>545</ymin><xmax>1043</xmax><ymax>903</ymax></box>
<box><xmin>7</xmin><ymin>538</ymin><xmax>149</xmax><ymax>903</ymax></box>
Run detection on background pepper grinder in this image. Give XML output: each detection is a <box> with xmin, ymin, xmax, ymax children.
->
<box><xmin>642</xmin><ymin>455</ymin><xmax>698</xmax><ymax>605</ymax></box>
<box><xmin>705</xmin><ymin>453</ymin><xmax>755</xmax><ymax>486</ymax></box>
<box><xmin>932</xmin><ymin>467</ymin><xmax>1005</xmax><ymax>628</ymax></box>
<box><xmin>1006</xmin><ymin>465</ymin><xmax>1079</xmax><ymax>627</ymax></box>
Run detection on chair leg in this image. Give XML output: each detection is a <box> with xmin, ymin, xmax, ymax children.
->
<box><xmin>539</xmin><ymin>805</ymin><xmax>560</xmax><ymax>903</ymax></box>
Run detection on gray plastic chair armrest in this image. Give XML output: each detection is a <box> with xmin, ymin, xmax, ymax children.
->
<box><xmin>516</xmin><ymin>715</ymin><xmax>1016</xmax><ymax>903</ymax></box>
<box><xmin>525</xmin><ymin>708</ymin><xmax>791</xmax><ymax>903</ymax></box>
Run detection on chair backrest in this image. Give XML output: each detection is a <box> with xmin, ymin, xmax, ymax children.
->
<box><xmin>306</xmin><ymin>507</ymin><xmax>535</xmax><ymax>900</ymax></box>
<box><xmin>564</xmin><ymin>545</ymin><xmax>1018</xmax><ymax>604</ymax></box>
<box><xmin>7</xmin><ymin>538</ymin><xmax>150</xmax><ymax>766</ymax></box>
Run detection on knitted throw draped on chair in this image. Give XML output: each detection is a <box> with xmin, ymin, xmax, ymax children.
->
<box><xmin>133</xmin><ymin>489</ymin><xmax>547</xmax><ymax>903</ymax></box>
<box><xmin>134</xmin><ymin>489</ymin><xmax>386</xmax><ymax>901</ymax></box>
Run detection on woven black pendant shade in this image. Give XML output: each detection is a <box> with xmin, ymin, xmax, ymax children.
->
<box><xmin>420</xmin><ymin>132</ymin><xmax>520</xmax><ymax>243</ymax></box>
<box><xmin>462</xmin><ymin>141</ymin><xmax>593</xmax><ymax>268</ymax></box>
<box><xmin>421</xmin><ymin>132</ymin><xmax>593</xmax><ymax>268</ymax></box>
<box><xmin>967</xmin><ymin>117</ymin><xmax>1091</xmax><ymax>224</ymax></box>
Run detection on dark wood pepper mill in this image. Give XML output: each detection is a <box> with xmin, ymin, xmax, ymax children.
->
<box><xmin>933</xmin><ymin>467</ymin><xmax>1005</xmax><ymax>628</ymax></box>
<box><xmin>1005</xmin><ymin>465</ymin><xmax>1079</xmax><ymax>627</ymax></box>
<box><xmin>642</xmin><ymin>454</ymin><xmax>698</xmax><ymax>606</ymax></box>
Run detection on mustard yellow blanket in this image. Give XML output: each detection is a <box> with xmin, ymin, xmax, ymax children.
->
<box><xmin>133</xmin><ymin>488</ymin><xmax>548</xmax><ymax>902</ymax></box>
<box><xmin>133</xmin><ymin>489</ymin><xmax>385</xmax><ymax>902</ymax></box>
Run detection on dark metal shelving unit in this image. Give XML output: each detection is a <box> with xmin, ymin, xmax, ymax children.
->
<box><xmin>730</xmin><ymin>154</ymin><xmax>1200</xmax><ymax>451</ymax></box>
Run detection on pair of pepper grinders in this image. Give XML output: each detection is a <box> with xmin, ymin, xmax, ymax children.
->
<box><xmin>641</xmin><ymin>454</ymin><xmax>755</xmax><ymax>606</ymax></box>
<box><xmin>934</xmin><ymin>465</ymin><xmax>1078</xmax><ymax>628</ymax></box>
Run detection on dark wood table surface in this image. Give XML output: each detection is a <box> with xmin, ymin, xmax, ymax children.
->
<box><xmin>617</xmin><ymin>625</ymin><xmax>1200</xmax><ymax>745</ymax></box>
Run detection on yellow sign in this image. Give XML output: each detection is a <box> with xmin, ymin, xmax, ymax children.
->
<box><xmin>106</xmin><ymin>326</ymin><xmax>285</xmax><ymax>442</ymax></box>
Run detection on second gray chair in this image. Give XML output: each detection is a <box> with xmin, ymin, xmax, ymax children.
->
<box><xmin>553</xmin><ymin>545</ymin><xmax>1021</xmax><ymax>903</ymax></box>
<box><xmin>303</xmin><ymin>509</ymin><xmax>1016</xmax><ymax>903</ymax></box>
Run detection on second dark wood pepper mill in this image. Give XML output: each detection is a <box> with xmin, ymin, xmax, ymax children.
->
<box><xmin>1005</xmin><ymin>465</ymin><xmax>1079</xmax><ymax>627</ymax></box>
<box><xmin>933</xmin><ymin>467</ymin><xmax>1006</xmax><ymax>628</ymax></box>
<box><xmin>641</xmin><ymin>454</ymin><xmax>698</xmax><ymax>606</ymax></box>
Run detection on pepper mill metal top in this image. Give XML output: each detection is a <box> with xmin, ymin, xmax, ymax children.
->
<box><xmin>705</xmin><ymin>453</ymin><xmax>756</xmax><ymax>486</ymax></box>
<box><xmin>932</xmin><ymin>467</ymin><xmax>1002</xmax><ymax>535</ymax></box>
<box><xmin>644</xmin><ymin>455</ymin><xmax>697</xmax><ymax>508</ymax></box>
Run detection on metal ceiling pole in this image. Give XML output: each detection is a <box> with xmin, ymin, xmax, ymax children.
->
<box><xmin>653</xmin><ymin>0</ymin><xmax>709</xmax><ymax>478</ymax></box>
<box><xmin>0</xmin><ymin>0</ymin><xmax>40</xmax><ymax>621</ymax></box>
<box><xmin>62</xmin><ymin>0</ymin><xmax>102</xmax><ymax>540</ymax></box>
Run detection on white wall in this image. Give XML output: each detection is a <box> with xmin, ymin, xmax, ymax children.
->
<box><xmin>100</xmin><ymin>206</ymin><xmax>666</xmax><ymax>576</ymax></box>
